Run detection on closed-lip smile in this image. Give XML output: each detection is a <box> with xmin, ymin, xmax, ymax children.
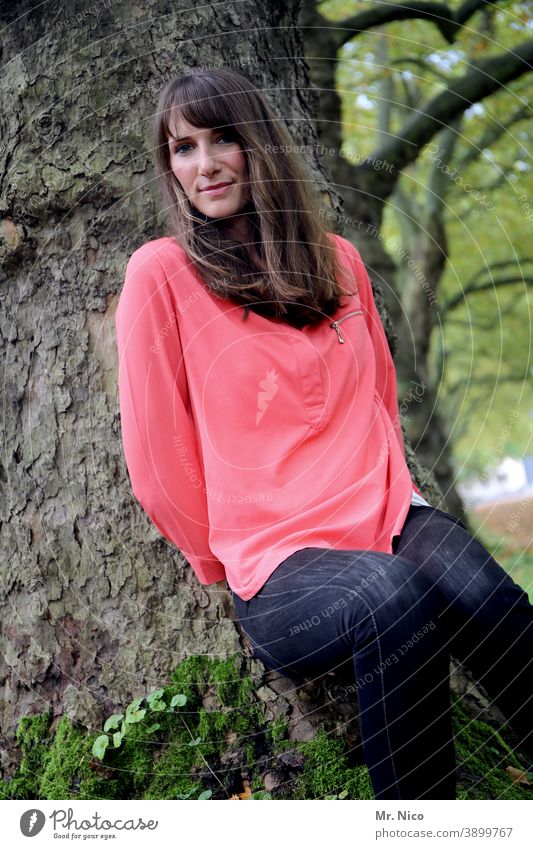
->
<box><xmin>200</xmin><ymin>181</ymin><xmax>233</xmax><ymax>191</ymax></box>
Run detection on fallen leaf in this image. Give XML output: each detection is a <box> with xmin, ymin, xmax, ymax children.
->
<box><xmin>505</xmin><ymin>766</ymin><xmax>532</xmax><ymax>785</ymax></box>
<box><xmin>229</xmin><ymin>780</ymin><xmax>252</xmax><ymax>799</ymax></box>
<box><xmin>238</xmin><ymin>779</ymin><xmax>252</xmax><ymax>800</ymax></box>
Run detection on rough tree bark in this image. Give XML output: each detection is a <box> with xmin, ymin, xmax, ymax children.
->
<box><xmin>0</xmin><ymin>0</ymin><xmax>519</xmax><ymax>794</ymax></box>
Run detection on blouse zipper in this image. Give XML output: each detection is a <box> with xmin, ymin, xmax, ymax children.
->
<box><xmin>329</xmin><ymin>309</ymin><xmax>363</xmax><ymax>344</ymax></box>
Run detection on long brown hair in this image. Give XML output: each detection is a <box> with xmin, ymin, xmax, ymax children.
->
<box><xmin>153</xmin><ymin>68</ymin><xmax>355</xmax><ymax>328</ymax></box>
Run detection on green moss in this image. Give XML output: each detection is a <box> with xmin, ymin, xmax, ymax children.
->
<box><xmin>169</xmin><ymin>654</ymin><xmax>211</xmax><ymax>709</ymax></box>
<box><xmin>1</xmin><ymin>654</ymin><xmax>270</xmax><ymax>801</ymax></box>
<box><xmin>141</xmin><ymin>723</ymin><xmax>200</xmax><ymax>800</ymax></box>
<box><xmin>452</xmin><ymin>696</ymin><xmax>533</xmax><ymax>800</ymax></box>
<box><xmin>297</xmin><ymin>731</ymin><xmax>374</xmax><ymax>799</ymax></box>
<box><xmin>2</xmin><ymin>660</ymin><xmax>532</xmax><ymax>801</ymax></box>
<box><xmin>209</xmin><ymin>656</ymin><xmax>255</xmax><ymax>707</ymax></box>
<box><xmin>0</xmin><ymin>712</ymin><xmax>53</xmax><ymax>799</ymax></box>
<box><xmin>273</xmin><ymin>730</ymin><xmax>374</xmax><ymax>800</ymax></box>
<box><xmin>267</xmin><ymin>716</ymin><xmax>289</xmax><ymax>747</ymax></box>
<box><xmin>39</xmin><ymin>716</ymin><xmax>118</xmax><ymax>801</ymax></box>
<box><xmin>0</xmin><ymin>712</ymin><xmax>122</xmax><ymax>801</ymax></box>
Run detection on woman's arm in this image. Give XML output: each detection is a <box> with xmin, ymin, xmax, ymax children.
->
<box><xmin>114</xmin><ymin>243</ymin><xmax>227</xmax><ymax>584</ymax></box>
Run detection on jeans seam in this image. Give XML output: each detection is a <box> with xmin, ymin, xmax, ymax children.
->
<box><xmin>345</xmin><ymin>589</ymin><xmax>401</xmax><ymax>797</ymax></box>
<box><xmin>240</xmin><ymin>625</ymin><xmax>294</xmax><ymax>670</ymax></box>
<box><xmin>240</xmin><ymin>582</ymin><xmax>401</xmax><ymax>795</ymax></box>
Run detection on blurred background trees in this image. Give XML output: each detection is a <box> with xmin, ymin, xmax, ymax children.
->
<box><xmin>301</xmin><ymin>0</ymin><xmax>533</xmax><ymax>531</ymax></box>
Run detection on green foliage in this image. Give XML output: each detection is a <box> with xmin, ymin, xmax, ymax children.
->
<box><xmin>2</xmin><ymin>654</ymin><xmax>532</xmax><ymax>801</ymax></box>
<box><xmin>452</xmin><ymin>696</ymin><xmax>533</xmax><ymax>800</ymax></box>
<box><xmin>90</xmin><ymin>688</ymin><xmax>188</xmax><ymax>760</ymax></box>
<box><xmin>0</xmin><ymin>712</ymin><xmax>52</xmax><ymax>799</ymax></box>
<box><xmin>277</xmin><ymin>731</ymin><xmax>374</xmax><ymax>800</ymax></box>
<box><xmin>0</xmin><ymin>655</ymin><xmax>273</xmax><ymax>801</ymax></box>
<box><xmin>0</xmin><ymin>713</ymin><xmax>122</xmax><ymax>801</ymax></box>
<box><xmin>266</xmin><ymin>716</ymin><xmax>289</xmax><ymax>747</ymax></box>
<box><xmin>322</xmin><ymin>0</ymin><xmax>533</xmax><ymax>475</ymax></box>
<box><xmin>466</xmin><ymin>512</ymin><xmax>533</xmax><ymax>604</ymax></box>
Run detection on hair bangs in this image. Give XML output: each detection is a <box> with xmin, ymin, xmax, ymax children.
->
<box><xmin>164</xmin><ymin>74</ymin><xmax>245</xmax><ymax>143</ymax></box>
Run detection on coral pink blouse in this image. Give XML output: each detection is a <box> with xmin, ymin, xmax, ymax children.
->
<box><xmin>115</xmin><ymin>233</ymin><xmax>425</xmax><ymax>600</ymax></box>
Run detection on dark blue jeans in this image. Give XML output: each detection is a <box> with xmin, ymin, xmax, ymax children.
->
<box><xmin>229</xmin><ymin>505</ymin><xmax>533</xmax><ymax>800</ymax></box>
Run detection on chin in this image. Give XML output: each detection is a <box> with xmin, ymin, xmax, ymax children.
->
<box><xmin>204</xmin><ymin>202</ymin><xmax>241</xmax><ymax>217</ymax></box>
<box><xmin>200</xmin><ymin>207</ymin><xmax>230</xmax><ymax>221</ymax></box>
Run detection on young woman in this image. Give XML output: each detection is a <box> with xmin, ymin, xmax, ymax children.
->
<box><xmin>114</xmin><ymin>68</ymin><xmax>533</xmax><ymax>800</ymax></box>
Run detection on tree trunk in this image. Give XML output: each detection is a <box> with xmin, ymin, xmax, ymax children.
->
<box><xmin>0</xmin><ymin>0</ymin><xmax>521</xmax><ymax>796</ymax></box>
<box><xmin>0</xmin><ymin>0</ymin><xmax>343</xmax><ymax>781</ymax></box>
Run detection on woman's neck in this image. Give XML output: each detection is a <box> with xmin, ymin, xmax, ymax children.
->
<box><xmin>223</xmin><ymin>217</ymin><xmax>266</xmax><ymax>270</ymax></box>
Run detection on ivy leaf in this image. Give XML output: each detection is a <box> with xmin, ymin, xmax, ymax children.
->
<box><xmin>188</xmin><ymin>736</ymin><xmax>202</xmax><ymax>747</ymax></box>
<box><xmin>112</xmin><ymin>732</ymin><xmax>123</xmax><ymax>749</ymax></box>
<box><xmin>147</xmin><ymin>688</ymin><xmax>165</xmax><ymax>700</ymax></box>
<box><xmin>145</xmin><ymin>723</ymin><xmax>161</xmax><ymax>734</ymax></box>
<box><xmin>175</xmin><ymin>785</ymin><xmax>202</xmax><ymax>799</ymax></box>
<box><xmin>170</xmin><ymin>694</ymin><xmax>187</xmax><ymax>708</ymax></box>
<box><xmin>103</xmin><ymin>714</ymin><xmax>124</xmax><ymax>733</ymax></box>
<box><xmin>125</xmin><ymin>699</ymin><xmax>146</xmax><ymax>724</ymax></box>
<box><xmin>129</xmin><ymin>708</ymin><xmax>146</xmax><ymax>724</ymax></box>
<box><xmin>146</xmin><ymin>690</ymin><xmax>166</xmax><ymax>711</ymax></box>
<box><xmin>92</xmin><ymin>735</ymin><xmax>109</xmax><ymax>760</ymax></box>
<box><xmin>197</xmin><ymin>789</ymin><xmax>212</xmax><ymax>800</ymax></box>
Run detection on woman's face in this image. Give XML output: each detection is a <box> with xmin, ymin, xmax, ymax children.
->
<box><xmin>168</xmin><ymin>115</ymin><xmax>249</xmax><ymax>226</ymax></box>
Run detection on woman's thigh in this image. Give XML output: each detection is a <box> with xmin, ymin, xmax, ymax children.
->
<box><xmin>392</xmin><ymin>505</ymin><xmax>533</xmax><ymax>653</ymax></box>
<box><xmin>393</xmin><ymin>505</ymin><xmax>531</xmax><ymax>611</ymax></box>
<box><xmin>230</xmin><ymin>546</ymin><xmax>447</xmax><ymax>680</ymax></box>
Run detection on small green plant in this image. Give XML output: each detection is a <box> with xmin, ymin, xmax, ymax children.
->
<box><xmin>174</xmin><ymin>787</ymin><xmax>213</xmax><ymax>800</ymax></box>
<box><xmin>91</xmin><ymin>689</ymin><xmax>188</xmax><ymax>760</ymax></box>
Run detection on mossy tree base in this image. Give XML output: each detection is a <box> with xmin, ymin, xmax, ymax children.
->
<box><xmin>1</xmin><ymin>654</ymin><xmax>532</xmax><ymax>801</ymax></box>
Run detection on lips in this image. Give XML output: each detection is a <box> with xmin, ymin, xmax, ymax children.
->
<box><xmin>200</xmin><ymin>181</ymin><xmax>233</xmax><ymax>191</ymax></box>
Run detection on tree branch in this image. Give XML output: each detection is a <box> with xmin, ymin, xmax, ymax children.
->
<box><xmin>335</xmin><ymin>2</ymin><xmax>456</xmax><ymax>46</ymax></box>
<box><xmin>470</xmin><ymin>258</ymin><xmax>533</xmax><ymax>282</ymax></box>
<box><xmin>442</xmin><ymin>273</ymin><xmax>533</xmax><ymax>314</ymax></box>
<box><xmin>328</xmin><ymin>0</ymin><xmax>503</xmax><ymax>50</ymax></box>
<box><xmin>457</xmin><ymin>104</ymin><xmax>531</xmax><ymax>170</ymax></box>
<box><xmin>389</xmin><ymin>56</ymin><xmax>452</xmax><ymax>85</ymax></box>
<box><xmin>371</xmin><ymin>39</ymin><xmax>533</xmax><ymax>175</ymax></box>
<box><xmin>445</xmin><ymin>296</ymin><xmax>525</xmax><ymax>329</ymax></box>
<box><xmin>455</xmin><ymin>0</ymin><xmax>494</xmax><ymax>27</ymax></box>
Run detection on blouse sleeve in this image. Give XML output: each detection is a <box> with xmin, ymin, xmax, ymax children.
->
<box><xmin>345</xmin><ymin>240</ymin><xmax>423</xmax><ymax>497</ymax></box>
<box><xmin>114</xmin><ymin>243</ymin><xmax>227</xmax><ymax>584</ymax></box>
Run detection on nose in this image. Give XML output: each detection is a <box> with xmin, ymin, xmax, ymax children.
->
<box><xmin>197</xmin><ymin>144</ymin><xmax>221</xmax><ymax>176</ymax></box>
